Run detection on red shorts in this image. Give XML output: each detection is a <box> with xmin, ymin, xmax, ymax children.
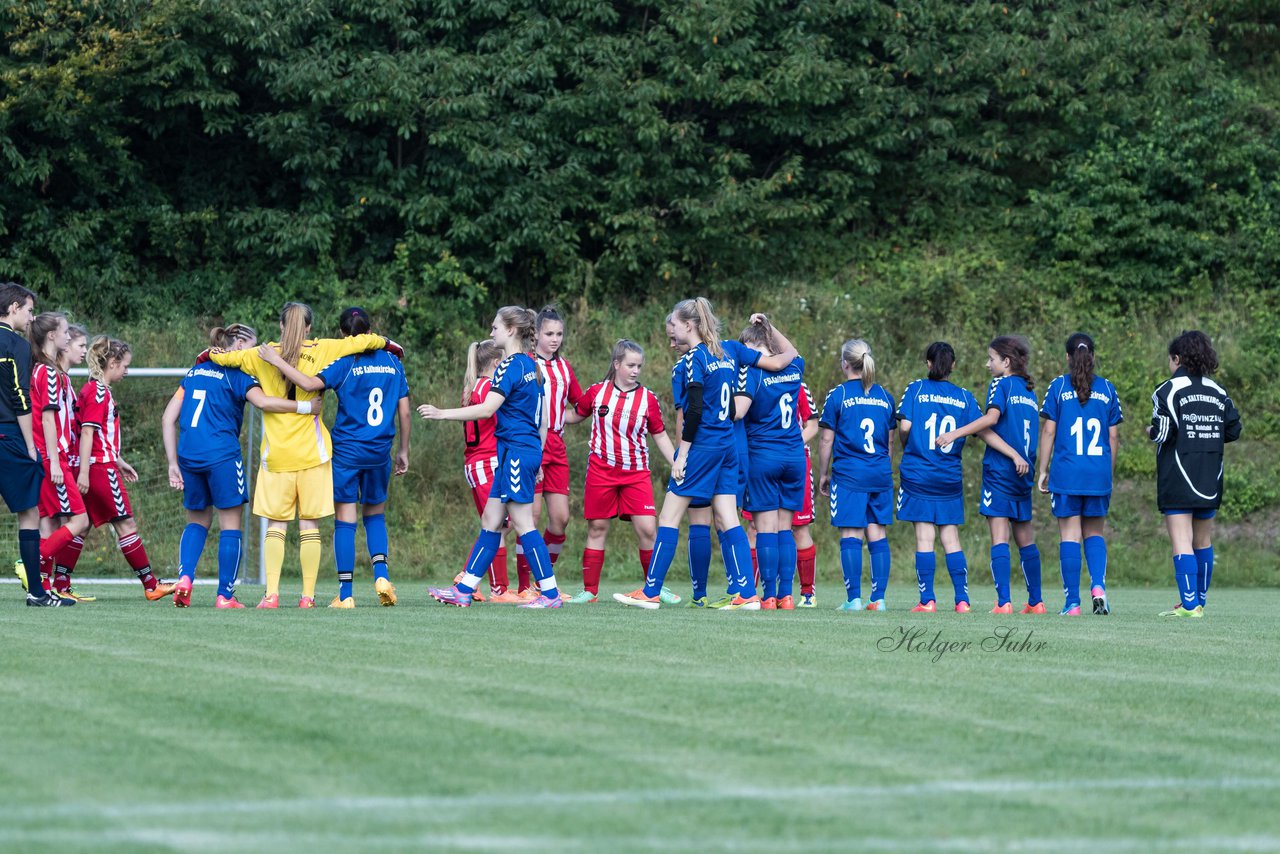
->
<box><xmin>39</xmin><ymin>458</ymin><xmax>86</xmax><ymax>519</ymax></box>
<box><xmin>465</xmin><ymin>457</ymin><xmax>498</xmax><ymax>515</ymax></box>
<box><xmin>83</xmin><ymin>462</ymin><xmax>133</xmax><ymax>527</ymax></box>
<box><xmin>583</xmin><ymin>460</ymin><xmax>656</xmax><ymax>520</ymax></box>
<box><xmin>535</xmin><ymin>431</ymin><xmax>570</xmax><ymax>496</ymax></box>
<box><xmin>741</xmin><ymin>450</ymin><xmax>815</xmax><ymax>526</ymax></box>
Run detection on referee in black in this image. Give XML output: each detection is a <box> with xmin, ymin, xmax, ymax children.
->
<box><xmin>1</xmin><ymin>282</ymin><xmax>73</xmax><ymax>606</ymax></box>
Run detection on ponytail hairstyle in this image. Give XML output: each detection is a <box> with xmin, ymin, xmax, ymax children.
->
<box><xmin>339</xmin><ymin>306</ymin><xmax>372</xmax><ymax>337</ymax></box>
<box><xmin>925</xmin><ymin>341</ymin><xmax>955</xmax><ymax>381</ymax></box>
<box><xmin>495</xmin><ymin>305</ymin><xmax>537</xmax><ymax>353</ymax></box>
<box><xmin>462</xmin><ymin>339</ymin><xmax>506</xmax><ymax>404</ymax></box>
<box><xmin>1168</xmin><ymin>330</ymin><xmax>1218</xmax><ymax>377</ymax></box>
<box><xmin>1065</xmin><ymin>332</ymin><xmax>1095</xmax><ymax>403</ymax></box>
<box><xmin>66</xmin><ymin>324</ymin><xmax>87</xmax><ymax>346</ymax></box>
<box><xmin>535</xmin><ymin>305</ymin><xmax>563</xmax><ymax>332</ymax></box>
<box><xmin>28</xmin><ymin>311</ymin><xmax>67</xmax><ymax>369</ymax></box>
<box><xmin>277</xmin><ymin>302</ymin><xmax>313</xmax><ymax>397</ymax></box>
<box><xmin>739</xmin><ymin>317</ymin><xmax>777</xmax><ymax>355</ymax></box>
<box><xmin>670</xmin><ymin>297</ymin><xmax>724</xmax><ymax>359</ymax></box>
<box><xmin>87</xmin><ymin>336</ymin><xmax>131</xmax><ymax>383</ymax></box>
<box><xmin>841</xmin><ymin>338</ymin><xmax>876</xmax><ymax>391</ymax></box>
<box><xmin>208</xmin><ymin>323</ymin><xmax>258</xmax><ymax>350</ymax></box>
<box><xmin>989</xmin><ymin>335</ymin><xmax>1034</xmax><ymax>390</ymax></box>
<box><xmin>604</xmin><ymin>339</ymin><xmax>645</xmax><ymax>384</ymax></box>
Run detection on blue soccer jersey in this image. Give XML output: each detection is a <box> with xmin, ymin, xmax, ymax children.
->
<box><xmin>1041</xmin><ymin>374</ymin><xmax>1124</xmax><ymax>496</ymax></box>
<box><xmin>491</xmin><ymin>352</ymin><xmax>543</xmax><ymax>452</ymax></box>
<box><xmin>820</xmin><ymin>381</ymin><xmax>896</xmax><ymax>491</ymax></box>
<box><xmin>738</xmin><ymin>356</ymin><xmax>805</xmax><ymax>452</ymax></box>
<box><xmin>176</xmin><ymin>363</ymin><xmax>261</xmax><ymax>468</ymax></box>
<box><xmin>670</xmin><ymin>352</ymin><xmax>692</xmax><ymax>411</ymax></box>
<box><xmin>684</xmin><ymin>342</ymin><xmax>741</xmax><ymax>448</ymax></box>
<box><xmin>982</xmin><ymin>375</ymin><xmax>1039</xmax><ymax>499</ymax></box>
<box><xmin>317</xmin><ymin>350</ymin><xmax>410</xmax><ymax>468</ymax></box>
<box><xmin>897</xmin><ymin>378</ymin><xmax>983</xmax><ymax>498</ymax></box>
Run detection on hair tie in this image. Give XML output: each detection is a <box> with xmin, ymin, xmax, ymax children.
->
<box><xmin>1076</xmin><ymin>343</ymin><xmax>1089</xmax><ymax>350</ymax></box>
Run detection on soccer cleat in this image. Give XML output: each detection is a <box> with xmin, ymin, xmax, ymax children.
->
<box><xmin>865</xmin><ymin>599</ymin><xmax>886</xmax><ymax>611</ymax></box>
<box><xmin>58</xmin><ymin>588</ymin><xmax>96</xmax><ymax>602</ymax></box>
<box><xmin>13</xmin><ymin>559</ymin><xmax>27</xmax><ymax>592</ymax></box>
<box><xmin>215</xmin><ymin>595</ymin><xmax>245</xmax><ymax>609</ymax></box>
<box><xmin>707</xmin><ymin>594</ymin><xmax>737</xmax><ymax>609</ymax></box>
<box><xmin>145</xmin><ymin>582</ymin><xmax>177</xmax><ymax>602</ymax></box>
<box><xmin>910</xmin><ymin>600</ymin><xmax>937</xmax><ymax>613</ymax></box>
<box><xmin>1159</xmin><ymin>604</ymin><xmax>1204</xmax><ymax>618</ymax></box>
<box><xmin>486</xmin><ymin>590</ymin><xmax>525</xmax><ymax>604</ymax></box>
<box><xmin>1059</xmin><ymin>604</ymin><xmax>1082</xmax><ymax>616</ymax></box>
<box><xmin>563</xmin><ymin>590</ymin><xmax>598</xmax><ymax>604</ymax></box>
<box><xmin>298</xmin><ymin>596</ymin><xmax>316</xmax><ymax>609</ymax></box>
<box><xmin>612</xmin><ymin>588</ymin><xmax>660</xmax><ymax>610</ymax></box>
<box><xmin>328</xmin><ymin>596</ymin><xmax>355</xmax><ymax>608</ymax></box>
<box><xmin>721</xmin><ymin>594</ymin><xmax>762</xmax><ymax>611</ymax></box>
<box><xmin>955</xmin><ymin>601</ymin><xmax>972</xmax><ymax>613</ymax></box>
<box><xmin>777</xmin><ymin>595</ymin><xmax>795</xmax><ymax>611</ymax></box>
<box><xmin>991</xmin><ymin>602</ymin><xmax>1013</xmax><ymax>614</ymax></box>
<box><xmin>451</xmin><ymin>574</ymin><xmax>483</xmax><ymax>602</ymax></box>
<box><xmin>1020</xmin><ymin>602</ymin><xmax>1046</xmax><ymax>614</ymax></box>
<box><xmin>798</xmin><ymin>593</ymin><xmax>816</xmax><ymax>608</ymax></box>
<box><xmin>173</xmin><ymin>577</ymin><xmax>193</xmax><ymax>608</ymax></box>
<box><xmin>761</xmin><ymin>597</ymin><xmax>778</xmax><ymax>610</ymax></box>
<box><xmin>518</xmin><ymin>594</ymin><xmax>563</xmax><ymax>609</ymax></box>
<box><xmin>1091</xmin><ymin>586</ymin><xmax>1110</xmax><ymax>616</ymax></box>
<box><xmin>375</xmin><ymin>578</ymin><xmax>397</xmax><ymax>607</ymax></box>
<box><xmin>658</xmin><ymin>586</ymin><xmax>683</xmax><ymax>605</ymax></box>
<box><xmin>686</xmin><ymin>596</ymin><xmax>709</xmax><ymax>608</ymax></box>
<box><xmin>428</xmin><ymin>585</ymin><xmax>473</xmax><ymax>607</ymax></box>
<box><xmin>256</xmin><ymin>594</ymin><xmax>279</xmax><ymax>609</ymax></box>
<box><xmin>515</xmin><ymin>588</ymin><xmax>539</xmax><ymax>602</ymax></box>
<box><xmin>26</xmin><ymin>591</ymin><xmax>75</xmax><ymax>607</ymax></box>
<box><xmin>838</xmin><ymin>598</ymin><xmax>864</xmax><ymax>611</ymax></box>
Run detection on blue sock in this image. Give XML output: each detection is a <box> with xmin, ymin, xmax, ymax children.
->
<box><xmin>840</xmin><ymin>537</ymin><xmax>863</xmax><ymax>602</ymax></box>
<box><xmin>364</xmin><ymin>513</ymin><xmax>390</xmax><ymax>581</ymax></box>
<box><xmin>915</xmin><ymin>551</ymin><xmax>936</xmax><ymax>604</ymax></box>
<box><xmin>1019</xmin><ymin>544</ymin><xmax>1043</xmax><ymax>606</ymax></box>
<box><xmin>643</xmin><ymin>526</ymin><xmax>681</xmax><ymax>598</ymax></box>
<box><xmin>756</xmin><ymin>532</ymin><xmax>779</xmax><ymax>600</ymax></box>
<box><xmin>945</xmin><ymin>550</ymin><xmax>969</xmax><ymax>605</ymax></box>
<box><xmin>1194</xmin><ymin>545</ymin><xmax>1214</xmax><ymax>607</ymax></box>
<box><xmin>777</xmin><ymin>530</ymin><xmax>797</xmax><ymax>599</ymax></box>
<box><xmin>458</xmin><ymin>530</ymin><xmax>502</xmax><ymax>593</ymax></box>
<box><xmin>1083</xmin><ymin>535</ymin><xmax>1107</xmax><ymax>591</ymax></box>
<box><xmin>1174</xmin><ymin>553</ymin><xmax>1198</xmax><ymax>610</ymax></box>
<box><xmin>868</xmin><ymin>538</ymin><xmax>890</xmax><ymax>602</ymax></box>
<box><xmin>990</xmin><ymin>543</ymin><xmax>1011</xmax><ymax>606</ymax></box>
<box><xmin>334</xmin><ymin>520</ymin><xmax>358</xmax><ymax>600</ymax></box>
<box><xmin>217</xmin><ymin>530</ymin><xmax>242</xmax><ymax>600</ymax></box>
<box><xmin>519</xmin><ymin>530</ymin><xmax>558</xmax><ymax>599</ymax></box>
<box><xmin>178</xmin><ymin>523</ymin><xmax>209</xmax><ymax>582</ymax></box>
<box><xmin>688</xmin><ymin>524</ymin><xmax>711</xmax><ymax>599</ymax></box>
<box><xmin>716</xmin><ymin>530</ymin><xmax>737</xmax><ymax>595</ymax></box>
<box><xmin>721</xmin><ymin>526</ymin><xmax>755</xmax><ymax>598</ymax></box>
<box><xmin>1059</xmin><ymin>541</ymin><xmax>1082</xmax><ymax>608</ymax></box>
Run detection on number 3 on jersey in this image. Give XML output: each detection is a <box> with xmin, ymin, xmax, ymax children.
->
<box><xmin>367</xmin><ymin>388</ymin><xmax>385</xmax><ymax>427</ymax></box>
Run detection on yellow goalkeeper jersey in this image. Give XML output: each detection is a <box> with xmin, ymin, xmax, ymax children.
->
<box><xmin>211</xmin><ymin>334</ymin><xmax>386</xmax><ymax>472</ymax></box>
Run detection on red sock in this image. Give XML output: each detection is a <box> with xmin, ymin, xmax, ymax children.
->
<box><xmin>40</xmin><ymin>525</ymin><xmax>74</xmax><ymax>560</ymax></box>
<box><xmin>516</xmin><ymin>547</ymin><xmax>531</xmax><ymax>592</ymax></box>
<box><xmin>797</xmin><ymin>544</ymin><xmax>817</xmax><ymax>595</ymax></box>
<box><xmin>638</xmin><ymin>548</ymin><xmax>653</xmax><ymax>575</ymax></box>
<box><xmin>544</xmin><ymin>530</ymin><xmax>566</xmax><ymax>566</ymax></box>
<box><xmin>488</xmin><ymin>546</ymin><xmax>509</xmax><ymax>595</ymax></box>
<box><xmin>582</xmin><ymin>548</ymin><xmax>605</xmax><ymax>595</ymax></box>
<box><xmin>119</xmin><ymin>532</ymin><xmax>156</xmax><ymax>590</ymax></box>
<box><xmin>57</xmin><ymin>536</ymin><xmax>84</xmax><ymax>574</ymax></box>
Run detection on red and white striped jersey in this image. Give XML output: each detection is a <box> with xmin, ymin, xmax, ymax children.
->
<box><xmin>65</xmin><ymin>376</ymin><xmax>82</xmax><ymax>466</ymax></box>
<box><xmin>575</xmin><ymin>381</ymin><xmax>665</xmax><ymax>471</ymax></box>
<box><xmin>798</xmin><ymin>381</ymin><xmax>817</xmax><ymax>424</ymax></box>
<box><xmin>30</xmin><ymin>364</ymin><xmax>76</xmax><ymax>456</ymax></box>
<box><xmin>77</xmin><ymin>379</ymin><xmax>121</xmax><ymax>464</ymax></box>
<box><xmin>536</xmin><ymin>353</ymin><xmax>582</xmax><ymax>435</ymax></box>
<box><xmin>463</xmin><ymin>376</ymin><xmax>498</xmax><ymax>466</ymax></box>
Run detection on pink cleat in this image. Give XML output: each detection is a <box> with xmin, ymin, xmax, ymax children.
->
<box><xmin>429</xmin><ymin>585</ymin><xmax>474</xmax><ymax>607</ymax></box>
<box><xmin>298</xmin><ymin>596</ymin><xmax>316</xmax><ymax>609</ymax></box>
<box><xmin>173</xmin><ymin>576</ymin><xmax>193</xmax><ymax>608</ymax></box>
<box><xmin>955</xmin><ymin>601</ymin><xmax>972</xmax><ymax>613</ymax></box>
<box><xmin>911</xmin><ymin>600</ymin><xmax>937</xmax><ymax>613</ymax></box>
<box><xmin>991</xmin><ymin>602</ymin><xmax>1013</xmax><ymax>614</ymax></box>
<box><xmin>256</xmin><ymin>594</ymin><xmax>279</xmax><ymax>609</ymax></box>
<box><xmin>215</xmin><ymin>595</ymin><xmax>245</xmax><ymax>609</ymax></box>
<box><xmin>1020</xmin><ymin>602</ymin><xmax>1047</xmax><ymax>614</ymax></box>
<box><xmin>518</xmin><ymin>594</ymin><xmax>563</xmax><ymax>609</ymax></box>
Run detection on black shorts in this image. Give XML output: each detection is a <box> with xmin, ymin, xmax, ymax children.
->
<box><xmin>0</xmin><ymin>429</ymin><xmax>43</xmax><ymax>513</ymax></box>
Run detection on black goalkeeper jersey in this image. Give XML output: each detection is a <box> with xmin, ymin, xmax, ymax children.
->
<box><xmin>0</xmin><ymin>322</ymin><xmax>33</xmax><ymax>424</ymax></box>
<box><xmin>1149</xmin><ymin>369</ymin><xmax>1242</xmax><ymax>511</ymax></box>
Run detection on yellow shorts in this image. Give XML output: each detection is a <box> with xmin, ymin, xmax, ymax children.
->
<box><xmin>253</xmin><ymin>463</ymin><xmax>335</xmax><ymax>520</ymax></box>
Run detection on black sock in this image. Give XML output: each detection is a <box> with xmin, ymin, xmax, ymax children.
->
<box><xmin>19</xmin><ymin>529</ymin><xmax>43</xmax><ymax>595</ymax></box>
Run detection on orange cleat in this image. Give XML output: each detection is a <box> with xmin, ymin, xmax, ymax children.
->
<box><xmin>145</xmin><ymin>582</ymin><xmax>176</xmax><ymax>602</ymax></box>
<box><xmin>777</xmin><ymin>595</ymin><xmax>795</xmax><ymax>611</ymax></box>
<box><xmin>612</xmin><ymin>588</ymin><xmax>660</xmax><ymax>610</ymax></box>
<box><xmin>1020</xmin><ymin>602</ymin><xmax>1047</xmax><ymax>614</ymax></box>
<box><xmin>721</xmin><ymin>594</ymin><xmax>762</xmax><ymax>611</ymax></box>
<box><xmin>487</xmin><ymin>590</ymin><xmax>525</xmax><ymax>604</ymax></box>
<box><xmin>991</xmin><ymin>602</ymin><xmax>1013</xmax><ymax>614</ymax></box>
<box><xmin>761</xmin><ymin>597</ymin><xmax>777</xmax><ymax>610</ymax></box>
<box><xmin>516</xmin><ymin>588</ymin><xmax>539</xmax><ymax>602</ymax></box>
<box><xmin>911</xmin><ymin>600</ymin><xmax>937</xmax><ymax>613</ymax></box>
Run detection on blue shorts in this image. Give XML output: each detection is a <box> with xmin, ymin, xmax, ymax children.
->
<box><xmin>828</xmin><ymin>480</ymin><xmax>894</xmax><ymax>529</ymax></box>
<box><xmin>333</xmin><ymin>458</ymin><xmax>392</xmax><ymax>505</ymax></box>
<box><xmin>735</xmin><ymin>445</ymin><xmax>749</xmax><ymax>507</ymax></box>
<box><xmin>0</xmin><ymin>430</ymin><xmax>43</xmax><ymax>513</ymax></box>
<box><xmin>1050</xmin><ymin>493</ymin><xmax>1111</xmax><ymax>518</ymax></box>
<box><xmin>896</xmin><ymin>487</ymin><xmax>965</xmax><ymax>526</ymax></box>
<box><xmin>495</xmin><ymin>446</ymin><xmax>542</xmax><ymax>505</ymax></box>
<box><xmin>745</xmin><ymin>450</ymin><xmax>806</xmax><ymax>513</ymax></box>
<box><xmin>180</xmin><ymin>457</ymin><xmax>249</xmax><ymax>511</ymax></box>
<box><xmin>669</xmin><ymin>443</ymin><xmax>738</xmax><ymax>504</ymax></box>
<box><xmin>1164</xmin><ymin>508</ymin><xmax>1216</xmax><ymax>520</ymax></box>
<box><xmin>978</xmin><ymin>488</ymin><xmax>1032</xmax><ymax>523</ymax></box>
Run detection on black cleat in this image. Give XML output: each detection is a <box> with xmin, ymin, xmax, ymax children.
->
<box><xmin>26</xmin><ymin>591</ymin><xmax>76</xmax><ymax>607</ymax></box>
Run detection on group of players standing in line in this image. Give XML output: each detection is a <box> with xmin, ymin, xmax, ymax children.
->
<box><xmin>0</xmin><ymin>281</ymin><xmax>1240</xmax><ymax>616</ymax></box>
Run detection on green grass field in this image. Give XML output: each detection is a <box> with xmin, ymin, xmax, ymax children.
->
<box><xmin>2</xmin><ymin>583</ymin><xmax>1278</xmax><ymax>853</ymax></box>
